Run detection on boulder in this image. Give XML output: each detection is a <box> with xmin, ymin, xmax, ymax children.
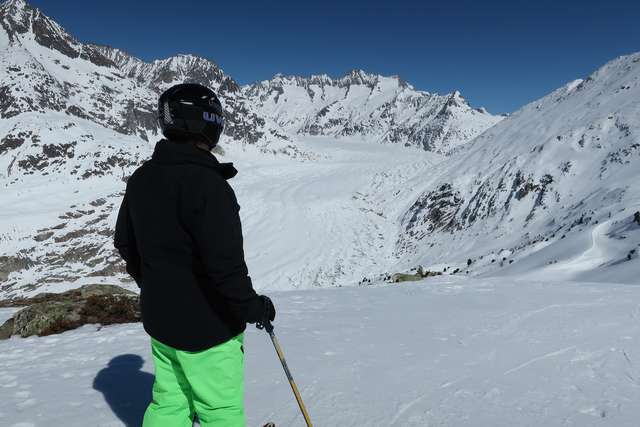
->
<box><xmin>391</xmin><ymin>273</ymin><xmax>423</xmax><ymax>283</ymax></box>
<box><xmin>0</xmin><ymin>283</ymin><xmax>134</xmax><ymax>307</ymax></box>
<box><xmin>0</xmin><ymin>317</ymin><xmax>14</xmax><ymax>339</ymax></box>
<box><xmin>391</xmin><ymin>268</ymin><xmax>443</xmax><ymax>283</ymax></box>
<box><xmin>0</xmin><ymin>284</ymin><xmax>140</xmax><ymax>339</ymax></box>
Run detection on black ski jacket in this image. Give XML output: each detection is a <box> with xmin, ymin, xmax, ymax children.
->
<box><xmin>114</xmin><ymin>139</ymin><xmax>261</xmax><ymax>351</ymax></box>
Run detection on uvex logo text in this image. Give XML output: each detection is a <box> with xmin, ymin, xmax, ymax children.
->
<box><xmin>203</xmin><ymin>112</ymin><xmax>224</xmax><ymax>125</ymax></box>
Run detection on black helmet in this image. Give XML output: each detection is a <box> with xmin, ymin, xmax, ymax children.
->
<box><xmin>158</xmin><ymin>83</ymin><xmax>225</xmax><ymax>149</ymax></box>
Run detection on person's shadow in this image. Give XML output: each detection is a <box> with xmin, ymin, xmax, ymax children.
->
<box><xmin>93</xmin><ymin>354</ymin><xmax>154</xmax><ymax>427</ymax></box>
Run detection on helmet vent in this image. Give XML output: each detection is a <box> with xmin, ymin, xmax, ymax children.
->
<box><xmin>163</xmin><ymin>101</ymin><xmax>173</xmax><ymax>124</ymax></box>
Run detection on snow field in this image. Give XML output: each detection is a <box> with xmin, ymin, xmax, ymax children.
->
<box><xmin>1</xmin><ymin>277</ymin><xmax>640</xmax><ymax>426</ymax></box>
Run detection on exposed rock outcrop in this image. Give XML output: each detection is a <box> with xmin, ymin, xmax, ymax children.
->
<box><xmin>0</xmin><ymin>284</ymin><xmax>140</xmax><ymax>339</ymax></box>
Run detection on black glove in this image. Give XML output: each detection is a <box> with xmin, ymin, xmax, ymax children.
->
<box><xmin>248</xmin><ymin>295</ymin><xmax>276</xmax><ymax>326</ymax></box>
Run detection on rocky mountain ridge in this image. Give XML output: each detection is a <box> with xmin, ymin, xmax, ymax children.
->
<box><xmin>244</xmin><ymin>70</ymin><xmax>501</xmax><ymax>153</ymax></box>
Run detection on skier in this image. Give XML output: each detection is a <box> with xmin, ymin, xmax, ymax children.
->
<box><xmin>114</xmin><ymin>83</ymin><xmax>276</xmax><ymax>427</ymax></box>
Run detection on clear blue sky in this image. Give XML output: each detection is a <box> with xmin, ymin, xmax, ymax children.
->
<box><xmin>28</xmin><ymin>0</ymin><xmax>640</xmax><ymax>114</ymax></box>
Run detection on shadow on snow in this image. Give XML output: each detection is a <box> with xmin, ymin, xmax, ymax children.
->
<box><xmin>93</xmin><ymin>354</ymin><xmax>154</xmax><ymax>427</ymax></box>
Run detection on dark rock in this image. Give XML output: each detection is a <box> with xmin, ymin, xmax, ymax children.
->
<box><xmin>0</xmin><ymin>284</ymin><xmax>140</xmax><ymax>339</ymax></box>
<box><xmin>33</xmin><ymin>231</ymin><xmax>54</xmax><ymax>242</ymax></box>
<box><xmin>42</xmin><ymin>143</ymin><xmax>75</xmax><ymax>159</ymax></box>
<box><xmin>0</xmin><ymin>283</ymin><xmax>134</xmax><ymax>307</ymax></box>
<box><xmin>391</xmin><ymin>273</ymin><xmax>423</xmax><ymax>283</ymax></box>
<box><xmin>0</xmin><ymin>134</ymin><xmax>25</xmax><ymax>154</ymax></box>
<box><xmin>404</xmin><ymin>183</ymin><xmax>463</xmax><ymax>233</ymax></box>
<box><xmin>89</xmin><ymin>198</ymin><xmax>107</xmax><ymax>207</ymax></box>
<box><xmin>0</xmin><ymin>317</ymin><xmax>14</xmax><ymax>339</ymax></box>
<box><xmin>66</xmin><ymin>105</ymin><xmax>91</xmax><ymax>120</ymax></box>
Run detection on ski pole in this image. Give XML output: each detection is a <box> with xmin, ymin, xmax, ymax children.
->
<box><xmin>258</xmin><ymin>320</ymin><xmax>313</xmax><ymax>427</ymax></box>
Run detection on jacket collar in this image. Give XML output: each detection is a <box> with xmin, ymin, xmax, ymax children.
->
<box><xmin>151</xmin><ymin>139</ymin><xmax>238</xmax><ymax>180</ymax></box>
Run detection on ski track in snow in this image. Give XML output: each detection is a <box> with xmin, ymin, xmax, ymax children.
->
<box><xmin>2</xmin><ymin>277</ymin><xmax>640</xmax><ymax>427</ymax></box>
<box><xmin>502</xmin><ymin>346</ymin><xmax>577</xmax><ymax>376</ymax></box>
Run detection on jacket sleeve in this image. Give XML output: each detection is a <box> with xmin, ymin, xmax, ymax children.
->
<box><xmin>114</xmin><ymin>190</ymin><xmax>142</xmax><ymax>286</ymax></box>
<box><xmin>184</xmin><ymin>177</ymin><xmax>260</xmax><ymax>323</ymax></box>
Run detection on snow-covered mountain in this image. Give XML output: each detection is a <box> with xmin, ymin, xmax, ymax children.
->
<box><xmin>1</xmin><ymin>2</ymin><xmax>639</xmax><ymax>425</ymax></box>
<box><xmin>0</xmin><ymin>0</ymin><xmax>496</xmax><ymax>186</ymax></box>
<box><xmin>244</xmin><ymin>71</ymin><xmax>501</xmax><ymax>154</ymax></box>
<box><xmin>0</xmin><ymin>0</ymin><xmax>297</xmax><ymax>179</ymax></box>
<box><xmin>0</xmin><ymin>0</ymin><xmax>637</xmax><ymax>298</ymax></box>
<box><xmin>396</xmin><ymin>52</ymin><xmax>640</xmax><ymax>284</ymax></box>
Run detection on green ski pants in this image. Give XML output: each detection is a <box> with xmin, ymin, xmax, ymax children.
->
<box><xmin>143</xmin><ymin>334</ymin><xmax>245</xmax><ymax>427</ymax></box>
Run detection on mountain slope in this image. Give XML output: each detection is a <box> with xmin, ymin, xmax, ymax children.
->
<box><xmin>0</xmin><ymin>0</ymin><xmax>297</xmax><ymax>180</ymax></box>
<box><xmin>397</xmin><ymin>52</ymin><xmax>640</xmax><ymax>283</ymax></box>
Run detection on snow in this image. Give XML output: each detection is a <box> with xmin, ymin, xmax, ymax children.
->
<box><xmin>233</xmin><ymin>136</ymin><xmax>439</xmax><ymax>290</ymax></box>
<box><xmin>2</xmin><ymin>277</ymin><xmax>640</xmax><ymax>426</ymax></box>
<box><xmin>0</xmin><ymin>3</ymin><xmax>639</xmax><ymax>426</ymax></box>
<box><xmin>0</xmin><ymin>133</ymin><xmax>440</xmax><ymax>296</ymax></box>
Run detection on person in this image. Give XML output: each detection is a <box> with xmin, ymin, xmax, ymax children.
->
<box><xmin>114</xmin><ymin>83</ymin><xmax>275</xmax><ymax>427</ymax></box>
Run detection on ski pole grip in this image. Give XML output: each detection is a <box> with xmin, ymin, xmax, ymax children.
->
<box><xmin>256</xmin><ymin>319</ymin><xmax>274</xmax><ymax>333</ymax></box>
<box><xmin>264</xmin><ymin>319</ymin><xmax>274</xmax><ymax>333</ymax></box>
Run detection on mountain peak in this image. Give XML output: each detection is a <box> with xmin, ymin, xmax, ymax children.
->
<box><xmin>443</xmin><ymin>90</ymin><xmax>468</xmax><ymax>109</ymax></box>
<box><xmin>1</xmin><ymin>0</ymin><xmax>29</xmax><ymax>10</ymax></box>
<box><xmin>0</xmin><ymin>0</ymin><xmax>34</xmax><ymax>36</ymax></box>
<box><xmin>0</xmin><ymin>0</ymin><xmax>116</xmax><ymax>68</ymax></box>
<box><xmin>339</xmin><ymin>69</ymin><xmax>379</xmax><ymax>87</ymax></box>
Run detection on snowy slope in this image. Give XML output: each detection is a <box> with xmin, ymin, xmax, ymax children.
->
<box><xmin>397</xmin><ymin>52</ymin><xmax>640</xmax><ymax>284</ymax></box>
<box><xmin>244</xmin><ymin>71</ymin><xmax>501</xmax><ymax>154</ymax></box>
<box><xmin>2</xmin><ymin>277</ymin><xmax>640</xmax><ymax>426</ymax></box>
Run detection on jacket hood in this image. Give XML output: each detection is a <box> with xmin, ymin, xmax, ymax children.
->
<box><xmin>151</xmin><ymin>139</ymin><xmax>238</xmax><ymax>180</ymax></box>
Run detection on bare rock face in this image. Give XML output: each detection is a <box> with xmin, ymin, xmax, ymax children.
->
<box><xmin>0</xmin><ymin>284</ymin><xmax>140</xmax><ymax>339</ymax></box>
